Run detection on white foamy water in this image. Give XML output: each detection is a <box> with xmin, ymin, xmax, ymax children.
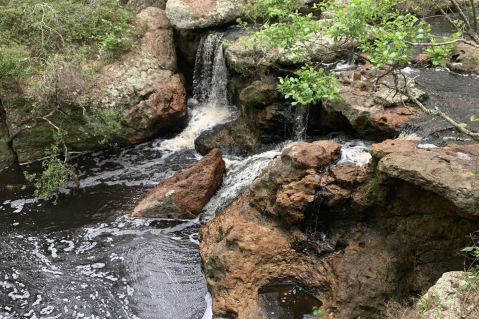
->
<box><xmin>337</xmin><ymin>139</ymin><xmax>373</xmax><ymax>166</ymax></box>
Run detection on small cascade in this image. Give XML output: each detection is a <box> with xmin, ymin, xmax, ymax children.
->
<box><xmin>162</xmin><ymin>33</ymin><xmax>236</xmax><ymax>150</ymax></box>
<box><xmin>201</xmin><ymin>150</ymin><xmax>282</xmax><ymax>222</ymax></box>
<box><xmin>291</xmin><ymin>104</ymin><xmax>310</xmax><ymax>141</ymax></box>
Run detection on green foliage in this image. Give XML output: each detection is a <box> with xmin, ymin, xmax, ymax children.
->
<box><xmin>0</xmin><ymin>45</ymin><xmax>29</xmax><ymax>80</ymax></box>
<box><xmin>278</xmin><ymin>67</ymin><xmax>342</xmax><ymax>105</ymax></box>
<box><xmin>235</xmin><ymin>0</ymin><xmax>303</xmax><ymax>24</ymax></box>
<box><xmin>0</xmin><ymin>0</ymin><xmax>139</xmax><ymax>81</ymax></box>
<box><xmin>313</xmin><ymin>306</ymin><xmax>325</xmax><ymax>318</ymax></box>
<box><xmin>237</xmin><ymin>0</ymin><xmax>455</xmax><ymax>106</ymax></box>
<box><xmin>24</xmin><ymin>131</ymin><xmax>77</xmax><ymax>204</ymax></box>
<box><xmin>459</xmin><ymin>245</ymin><xmax>479</xmax><ymax>291</ymax></box>
<box><xmin>86</xmin><ymin>104</ymin><xmax>125</xmax><ymax>146</ymax></box>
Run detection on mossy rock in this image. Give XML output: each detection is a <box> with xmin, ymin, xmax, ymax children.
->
<box><xmin>239</xmin><ymin>80</ymin><xmax>277</xmax><ymax>107</ymax></box>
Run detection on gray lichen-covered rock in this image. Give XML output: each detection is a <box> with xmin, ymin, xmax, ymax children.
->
<box><xmin>94</xmin><ymin>52</ymin><xmax>187</xmax><ymax>145</ymax></box>
<box><xmin>225</xmin><ymin>22</ymin><xmax>356</xmax><ymax>73</ymax></box>
<box><xmin>127</xmin><ymin>0</ymin><xmax>167</xmax><ymax>13</ymax></box>
<box><xmin>165</xmin><ymin>0</ymin><xmax>241</xmax><ymax>29</ymax></box>
<box><xmin>422</xmin><ymin>271</ymin><xmax>478</xmax><ymax>319</ymax></box>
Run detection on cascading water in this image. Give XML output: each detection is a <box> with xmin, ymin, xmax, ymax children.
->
<box><xmin>292</xmin><ymin>104</ymin><xmax>310</xmax><ymax>141</ymax></box>
<box><xmin>162</xmin><ymin>33</ymin><xmax>236</xmax><ymax>150</ymax></box>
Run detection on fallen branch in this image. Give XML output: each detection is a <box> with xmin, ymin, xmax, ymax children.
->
<box><xmin>405</xmin><ymin>90</ymin><xmax>479</xmax><ymax>142</ymax></box>
<box><xmin>405</xmin><ymin>38</ymin><xmax>479</xmax><ymax>48</ymax></box>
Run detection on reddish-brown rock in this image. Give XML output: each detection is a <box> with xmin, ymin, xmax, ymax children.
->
<box><xmin>137</xmin><ymin>7</ymin><xmax>176</xmax><ymax>71</ymax></box>
<box><xmin>199</xmin><ymin>140</ymin><xmax>479</xmax><ymax>319</ymax></box>
<box><xmin>131</xmin><ymin>149</ymin><xmax>225</xmax><ymax>219</ymax></box>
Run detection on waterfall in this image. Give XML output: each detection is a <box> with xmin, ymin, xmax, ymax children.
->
<box><xmin>291</xmin><ymin>104</ymin><xmax>310</xmax><ymax>141</ymax></box>
<box><xmin>161</xmin><ymin>33</ymin><xmax>236</xmax><ymax>150</ymax></box>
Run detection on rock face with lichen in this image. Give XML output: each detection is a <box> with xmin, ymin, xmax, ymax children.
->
<box><xmin>199</xmin><ymin>140</ymin><xmax>479</xmax><ymax>319</ymax></box>
<box><xmin>165</xmin><ymin>0</ymin><xmax>241</xmax><ymax>29</ymax></box>
<box><xmin>420</xmin><ymin>271</ymin><xmax>478</xmax><ymax>319</ymax></box>
<box><xmin>1</xmin><ymin>7</ymin><xmax>186</xmax><ymax>165</ymax></box>
<box><xmin>131</xmin><ymin>148</ymin><xmax>226</xmax><ymax>219</ymax></box>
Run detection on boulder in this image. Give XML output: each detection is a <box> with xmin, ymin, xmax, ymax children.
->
<box><xmin>322</xmin><ymin>64</ymin><xmax>426</xmax><ymax>139</ymax></box>
<box><xmin>199</xmin><ymin>140</ymin><xmax>479</xmax><ymax>318</ymax></box>
<box><xmin>239</xmin><ymin>80</ymin><xmax>277</xmax><ymax>107</ymax></box>
<box><xmin>127</xmin><ymin>0</ymin><xmax>167</xmax><ymax>13</ymax></box>
<box><xmin>448</xmin><ymin>42</ymin><xmax>479</xmax><ymax>74</ymax></box>
<box><xmin>371</xmin><ymin>139</ymin><xmax>479</xmax><ymax>218</ymax></box>
<box><xmin>421</xmin><ymin>271</ymin><xmax>478</xmax><ymax>319</ymax></box>
<box><xmin>165</xmin><ymin>0</ymin><xmax>241</xmax><ymax>29</ymax></box>
<box><xmin>137</xmin><ymin>7</ymin><xmax>176</xmax><ymax>71</ymax></box>
<box><xmin>194</xmin><ymin>120</ymin><xmax>259</xmax><ymax>157</ymax></box>
<box><xmin>94</xmin><ymin>52</ymin><xmax>186</xmax><ymax>145</ymax></box>
<box><xmin>131</xmin><ymin>148</ymin><xmax>226</xmax><ymax>219</ymax></box>
<box><xmin>225</xmin><ymin>23</ymin><xmax>355</xmax><ymax>74</ymax></box>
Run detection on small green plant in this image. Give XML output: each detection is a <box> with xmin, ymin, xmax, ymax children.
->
<box><xmin>24</xmin><ymin>131</ymin><xmax>78</xmax><ymax>204</ymax></box>
<box><xmin>459</xmin><ymin>244</ymin><xmax>479</xmax><ymax>291</ymax></box>
<box><xmin>312</xmin><ymin>306</ymin><xmax>325</xmax><ymax>318</ymax></box>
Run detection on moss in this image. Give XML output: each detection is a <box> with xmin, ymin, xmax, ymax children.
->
<box><xmin>205</xmin><ymin>258</ymin><xmax>223</xmax><ymax>282</ymax></box>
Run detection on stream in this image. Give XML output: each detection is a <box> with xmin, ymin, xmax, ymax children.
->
<box><xmin>1</xmin><ymin>21</ymin><xmax>479</xmax><ymax>318</ymax></box>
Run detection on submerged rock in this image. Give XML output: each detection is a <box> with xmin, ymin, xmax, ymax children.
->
<box><xmin>199</xmin><ymin>140</ymin><xmax>479</xmax><ymax>318</ymax></box>
<box><xmin>131</xmin><ymin>148</ymin><xmax>225</xmax><ymax>219</ymax></box>
<box><xmin>165</xmin><ymin>0</ymin><xmax>241</xmax><ymax>29</ymax></box>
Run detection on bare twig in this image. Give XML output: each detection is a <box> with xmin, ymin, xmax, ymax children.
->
<box><xmin>449</xmin><ymin>0</ymin><xmax>479</xmax><ymax>44</ymax></box>
<box><xmin>471</xmin><ymin>0</ymin><xmax>478</xmax><ymax>34</ymax></box>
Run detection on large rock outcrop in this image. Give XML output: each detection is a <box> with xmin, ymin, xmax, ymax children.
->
<box><xmin>131</xmin><ymin>148</ymin><xmax>226</xmax><ymax>219</ymax></box>
<box><xmin>3</xmin><ymin>7</ymin><xmax>186</xmax><ymax>163</ymax></box>
<box><xmin>165</xmin><ymin>0</ymin><xmax>241</xmax><ymax>29</ymax></box>
<box><xmin>322</xmin><ymin>64</ymin><xmax>427</xmax><ymax>140</ymax></box>
<box><xmin>199</xmin><ymin>140</ymin><xmax>479</xmax><ymax>318</ymax></box>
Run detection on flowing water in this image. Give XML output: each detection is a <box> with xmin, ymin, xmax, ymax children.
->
<box><xmin>0</xmin><ymin>33</ymin><xmax>237</xmax><ymax>319</ymax></box>
<box><xmin>0</xmin><ymin>29</ymin><xmax>414</xmax><ymax>319</ymax></box>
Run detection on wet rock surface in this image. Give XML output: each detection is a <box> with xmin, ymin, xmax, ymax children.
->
<box><xmin>165</xmin><ymin>0</ymin><xmax>241</xmax><ymax>29</ymax></box>
<box><xmin>131</xmin><ymin>148</ymin><xmax>225</xmax><ymax>219</ymax></box>
<box><xmin>0</xmin><ymin>112</ymin><xmax>15</xmax><ymax>169</ymax></box>
<box><xmin>199</xmin><ymin>140</ymin><xmax>479</xmax><ymax>319</ymax></box>
<box><xmin>194</xmin><ymin>120</ymin><xmax>259</xmax><ymax>157</ymax></box>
